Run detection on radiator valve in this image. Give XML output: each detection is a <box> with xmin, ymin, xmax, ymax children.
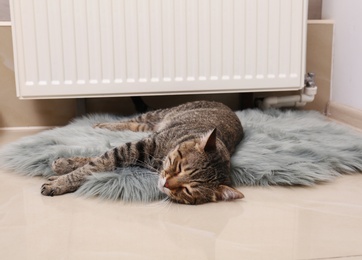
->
<box><xmin>304</xmin><ymin>72</ymin><xmax>317</xmax><ymax>96</ymax></box>
<box><xmin>305</xmin><ymin>72</ymin><xmax>316</xmax><ymax>88</ymax></box>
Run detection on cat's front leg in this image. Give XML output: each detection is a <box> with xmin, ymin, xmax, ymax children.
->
<box><xmin>41</xmin><ymin>137</ymin><xmax>158</xmax><ymax>196</ymax></box>
<box><xmin>42</xmin><ymin>156</ymin><xmax>114</xmax><ymax>196</ymax></box>
<box><xmin>52</xmin><ymin>157</ymin><xmax>92</xmax><ymax>175</ymax></box>
<box><xmin>42</xmin><ymin>151</ymin><xmax>117</xmax><ymax>196</ymax></box>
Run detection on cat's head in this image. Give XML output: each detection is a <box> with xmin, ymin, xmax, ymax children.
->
<box><xmin>158</xmin><ymin>128</ymin><xmax>244</xmax><ymax>205</ymax></box>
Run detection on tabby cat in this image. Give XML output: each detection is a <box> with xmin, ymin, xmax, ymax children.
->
<box><xmin>41</xmin><ymin>101</ymin><xmax>244</xmax><ymax>204</ymax></box>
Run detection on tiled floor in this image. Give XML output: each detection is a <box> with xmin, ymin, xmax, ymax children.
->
<box><xmin>1</xmin><ymin>129</ymin><xmax>362</xmax><ymax>260</ymax></box>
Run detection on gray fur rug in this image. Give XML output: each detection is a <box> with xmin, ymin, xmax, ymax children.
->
<box><xmin>1</xmin><ymin>109</ymin><xmax>362</xmax><ymax>202</ymax></box>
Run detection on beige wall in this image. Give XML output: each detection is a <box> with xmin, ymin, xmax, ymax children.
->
<box><xmin>304</xmin><ymin>21</ymin><xmax>333</xmax><ymax>113</ymax></box>
<box><xmin>308</xmin><ymin>0</ymin><xmax>323</xmax><ymax>19</ymax></box>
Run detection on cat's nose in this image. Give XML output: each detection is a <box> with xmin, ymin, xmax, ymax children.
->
<box><xmin>164</xmin><ymin>181</ymin><xmax>169</xmax><ymax>188</ymax></box>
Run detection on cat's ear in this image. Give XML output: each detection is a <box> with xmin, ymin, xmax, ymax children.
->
<box><xmin>200</xmin><ymin>128</ymin><xmax>217</xmax><ymax>152</ymax></box>
<box><xmin>215</xmin><ymin>185</ymin><xmax>244</xmax><ymax>201</ymax></box>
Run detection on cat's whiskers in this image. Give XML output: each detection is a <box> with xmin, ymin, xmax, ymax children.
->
<box><xmin>133</xmin><ymin>159</ymin><xmax>159</xmax><ymax>173</ymax></box>
<box><xmin>127</xmin><ymin>150</ymin><xmax>162</xmax><ymax>172</ymax></box>
<box><xmin>146</xmin><ymin>196</ymin><xmax>171</xmax><ymax>210</ymax></box>
<box><xmin>163</xmin><ymin>198</ymin><xmax>174</xmax><ymax>212</ymax></box>
<box><xmin>135</xmin><ymin>150</ymin><xmax>159</xmax><ymax>161</ymax></box>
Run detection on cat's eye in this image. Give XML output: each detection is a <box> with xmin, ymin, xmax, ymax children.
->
<box><xmin>183</xmin><ymin>187</ymin><xmax>192</xmax><ymax>196</ymax></box>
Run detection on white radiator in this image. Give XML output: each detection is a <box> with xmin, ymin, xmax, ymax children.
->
<box><xmin>10</xmin><ymin>0</ymin><xmax>308</xmax><ymax>99</ymax></box>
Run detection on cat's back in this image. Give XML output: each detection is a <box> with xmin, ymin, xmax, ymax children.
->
<box><xmin>157</xmin><ymin>101</ymin><xmax>243</xmax><ymax>153</ymax></box>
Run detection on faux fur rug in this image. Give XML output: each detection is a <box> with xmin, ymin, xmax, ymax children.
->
<box><xmin>1</xmin><ymin>109</ymin><xmax>362</xmax><ymax>202</ymax></box>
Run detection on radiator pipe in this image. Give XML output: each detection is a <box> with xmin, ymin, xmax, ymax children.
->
<box><xmin>259</xmin><ymin>73</ymin><xmax>318</xmax><ymax>109</ymax></box>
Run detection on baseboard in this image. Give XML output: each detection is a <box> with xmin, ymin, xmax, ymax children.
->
<box><xmin>0</xmin><ymin>126</ymin><xmax>53</xmax><ymax>131</ymax></box>
<box><xmin>327</xmin><ymin>102</ymin><xmax>362</xmax><ymax>130</ymax></box>
<box><xmin>0</xmin><ymin>22</ymin><xmax>11</xmax><ymax>26</ymax></box>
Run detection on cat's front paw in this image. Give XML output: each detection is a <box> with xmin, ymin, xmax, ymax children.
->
<box><xmin>41</xmin><ymin>177</ymin><xmax>66</xmax><ymax>196</ymax></box>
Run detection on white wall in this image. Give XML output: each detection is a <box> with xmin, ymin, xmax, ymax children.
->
<box><xmin>322</xmin><ymin>0</ymin><xmax>362</xmax><ymax>111</ymax></box>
